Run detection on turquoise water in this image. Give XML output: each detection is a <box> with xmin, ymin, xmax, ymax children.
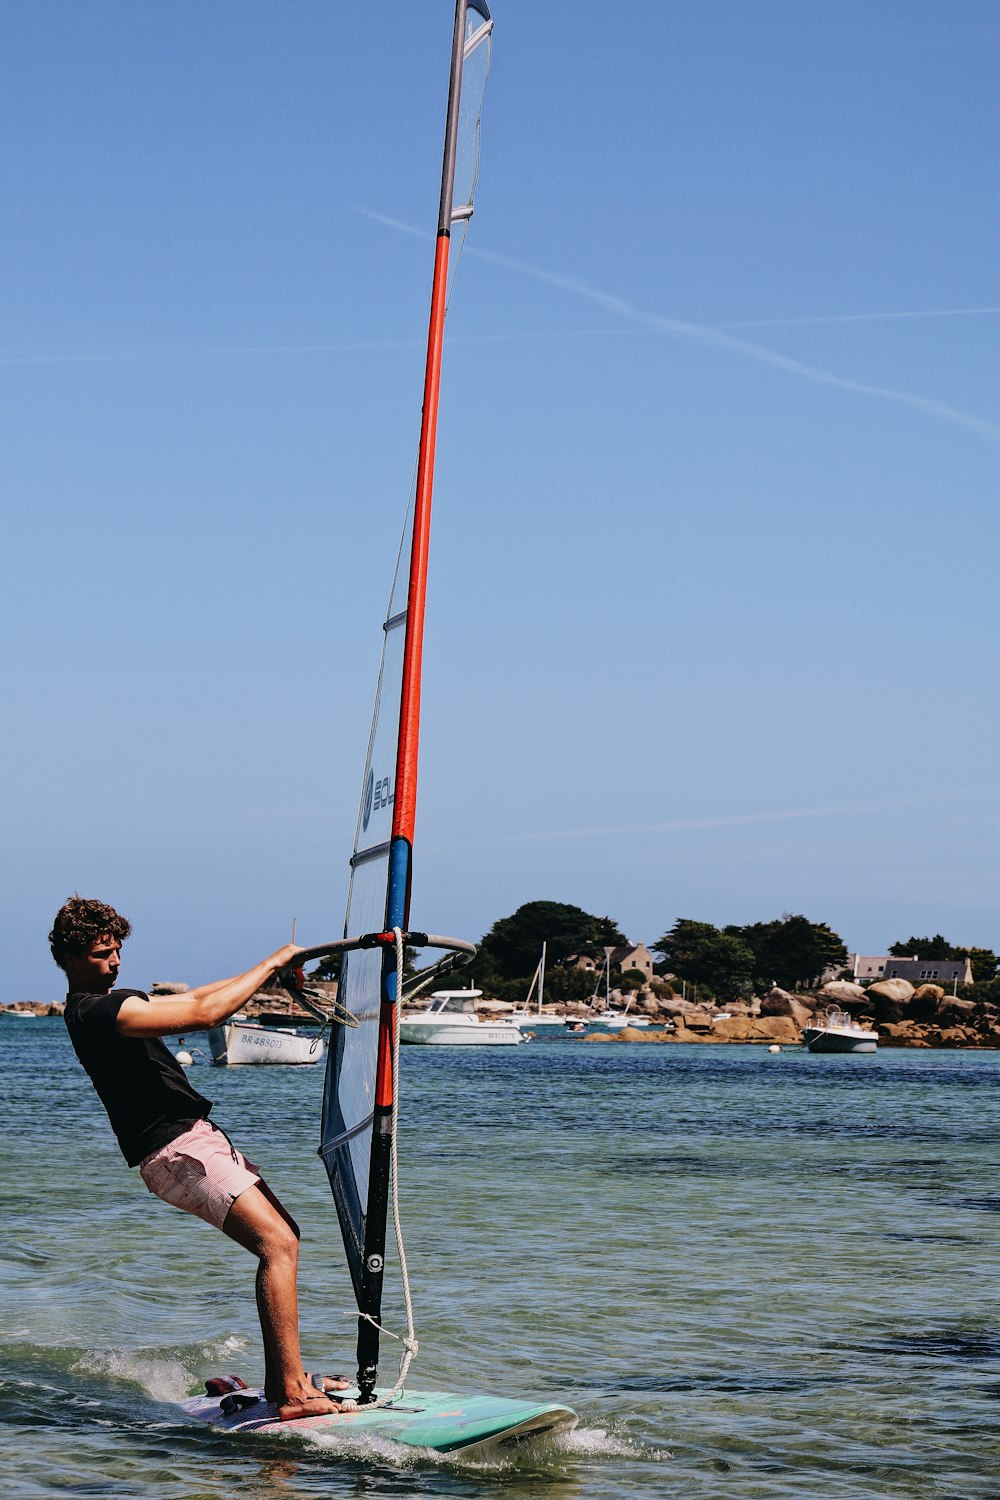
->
<box><xmin>4</xmin><ymin>1017</ymin><xmax>1000</xmax><ymax>1498</ymax></box>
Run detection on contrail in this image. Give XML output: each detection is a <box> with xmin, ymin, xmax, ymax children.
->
<box><xmin>422</xmin><ymin>788</ymin><xmax>987</xmax><ymax>853</ymax></box>
<box><xmin>0</xmin><ymin>338</ymin><xmax>414</xmax><ymax>367</ymax></box>
<box><xmin>722</xmin><ymin>307</ymin><xmax>1000</xmax><ymax>329</ymax></box>
<box><xmin>471</xmin><ymin>245</ymin><xmax>1000</xmax><ymax>443</ymax></box>
<box><xmin>363</xmin><ymin>210</ymin><xmax>1000</xmax><ymax>442</ymax></box>
<box><xmin>7</xmin><ymin>203</ymin><xmax>997</xmax><ymax>445</ymax></box>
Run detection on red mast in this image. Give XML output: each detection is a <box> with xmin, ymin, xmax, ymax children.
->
<box><xmin>356</xmin><ymin>0</ymin><xmax>493</xmax><ymax>1403</ymax></box>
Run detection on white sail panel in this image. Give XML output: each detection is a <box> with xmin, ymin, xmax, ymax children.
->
<box><xmin>320</xmin><ymin>0</ymin><xmax>494</xmax><ymax>1367</ymax></box>
<box><xmin>446</xmin><ymin>5</ymin><xmax>492</xmax><ymax>305</ymax></box>
<box><xmin>318</xmin><ymin>608</ymin><xmax>406</xmax><ymax>1297</ymax></box>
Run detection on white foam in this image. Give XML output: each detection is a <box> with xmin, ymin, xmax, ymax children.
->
<box><xmin>247</xmin><ymin>1419</ymin><xmax>611</xmax><ymax>1474</ymax></box>
<box><xmin>561</xmin><ymin>1423</ymin><xmax>666</xmax><ymax>1461</ymax></box>
<box><xmin>75</xmin><ymin>1347</ymin><xmax>194</xmax><ymax>1403</ymax></box>
<box><xmin>294</xmin><ymin>1428</ymin><xmax>427</xmax><ymax>1469</ymax></box>
<box><xmin>198</xmin><ymin>1332</ymin><xmax>250</xmax><ymax>1365</ymax></box>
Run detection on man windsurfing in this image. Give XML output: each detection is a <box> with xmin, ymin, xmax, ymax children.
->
<box><xmin>50</xmin><ymin>894</ymin><xmax>350</xmax><ymax>1421</ymax></box>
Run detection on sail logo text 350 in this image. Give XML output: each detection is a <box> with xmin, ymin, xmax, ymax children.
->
<box><xmin>363</xmin><ymin>769</ymin><xmax>394</xmax><ymax>832</ymax></box>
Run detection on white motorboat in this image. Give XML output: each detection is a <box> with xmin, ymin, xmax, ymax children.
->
<box><xmin>207</xmin><ymin>1019</ymin><xmax>324</xmax><ymax>1066</ymax></box>
<box><xmin>801</xmin><ymin>1006</ymin><xmax>877</xmax><ymax>1054</ymax></box>
<box><xmin>399</xmin><ymin>989</ymin><xmax>525</xmax><ymax>1046</ymax></box>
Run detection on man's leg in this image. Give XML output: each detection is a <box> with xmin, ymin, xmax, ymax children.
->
<box><xmin>222</xmin><ymin>1181</ymin><xmax>346</xmax><ymax>1420</ymax></box>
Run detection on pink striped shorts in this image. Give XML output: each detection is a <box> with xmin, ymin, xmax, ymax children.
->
<box><xmin>139</xmin><ymin>1119</ymin><xmax>260</xmax><ymax>1230</ymax></box>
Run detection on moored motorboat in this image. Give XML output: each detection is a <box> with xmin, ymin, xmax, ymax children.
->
<box><xmin>207</xmin><ymin>1019</ymin><xmax>324</xmax><ymax>1066</ymax></box>
<box><xmin>801</xmin><ymin>1006</ymin><xmax>877</xmax><ymax>1054</ymax></box>
<box><xmin>399</xmin><ymin>989</ymin><xmax>524</xmax><ymax>1046</ymax></box>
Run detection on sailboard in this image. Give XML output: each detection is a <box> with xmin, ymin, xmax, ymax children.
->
<box><xmin>181</xmin><ymin>0</ymin><xmax>576</xmax><ymax>1458</ymax></box>
<box><xmin>182</xmin><ymin>1386</ymin><xmax>574</xmax><ymax>1458</ymax></box>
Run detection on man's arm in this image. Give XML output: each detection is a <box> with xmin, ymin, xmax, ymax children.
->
<box><xmin>115</xmin><ymin>945</ymin><xmax>302</xmax><ymax>1039</ymax></box>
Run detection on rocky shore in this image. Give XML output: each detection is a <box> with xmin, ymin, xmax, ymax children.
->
<box><xmin>0</xmin><ymin>984</ymin><xmax>320</xmax><ymax>1025</ymax></box>
<box><xmin>5</xmin><ymin>975</ymin><xmax>997</xmax><ymax>1049</ymax></box>
<box><xmin>483</xmin><ymin>975</ymin><xmax>1000</xmax><ymax>1049</ymax></box>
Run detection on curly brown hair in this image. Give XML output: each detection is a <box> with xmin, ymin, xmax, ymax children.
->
<box><xmin>49</xmin><ymin>896</ymin><xmax>132</xmax><ymax>969</ymax></box>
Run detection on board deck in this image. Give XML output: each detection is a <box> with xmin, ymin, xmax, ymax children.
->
<box><xmin>180</xmin><ymin>1385</ymin><xmax>577</xmax><ymax>1457</ymax></box>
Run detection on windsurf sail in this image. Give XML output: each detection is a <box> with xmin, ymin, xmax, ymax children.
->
<box><xmin>318</xmin><ymin>0</ymin><xmax>493</xmax><ymax>1405</ymax></box>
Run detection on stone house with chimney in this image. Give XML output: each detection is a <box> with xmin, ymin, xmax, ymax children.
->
<box><xmin>610</xmin><ymin>942</ymin><xmax>655</xmax><ymax>979</ymax></box>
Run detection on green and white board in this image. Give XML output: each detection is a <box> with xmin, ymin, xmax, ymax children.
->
<box><xmin>181</xmin><ymin>1387</ymin><xmax>577</xmax><ymax>1458</ymax></box>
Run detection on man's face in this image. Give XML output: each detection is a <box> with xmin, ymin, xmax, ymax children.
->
<box><xmin>64</xmin><ymin>933</ymin><xmax>122</xmax><ymax>992</ymax></box>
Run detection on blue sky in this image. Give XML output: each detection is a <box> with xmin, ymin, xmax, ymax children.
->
<box><xmin>3</xmin><ymin>1</ymin><xmax>997</xmax><ymax>1001</ymax></box>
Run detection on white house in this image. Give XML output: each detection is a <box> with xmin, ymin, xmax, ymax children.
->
<box><xmin>850</xmin><ymin>954</ymin><xmax>892</xmax><ymax>983</ymax></box>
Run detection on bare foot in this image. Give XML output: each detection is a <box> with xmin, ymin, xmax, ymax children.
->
<box><xmin>277</xmin><ymin>1393</ymin><xmax>350</xmax><ymax>1422</ymax></box>
<box><xmin>305</xmin><ymin>1372</ymin><xmax>352</xmax><ymax>1393</ymax></box>
<box><xmin>264</xmin><ymin>1373</ymin><xmax>352</xmax><ymax>1404</ymax></box>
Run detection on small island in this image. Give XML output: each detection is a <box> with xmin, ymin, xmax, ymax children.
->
<box><xmin>8</xmin><ymin>905</ymin><xmax>997</xmax><ymax>1050</ymax></box>
<box><xmin>469</xmin><ymin>975</ymin><xmax>1000</xmax><ymax>1049</ymax></box>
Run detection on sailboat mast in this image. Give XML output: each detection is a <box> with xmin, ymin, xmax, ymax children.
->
<box><xmin>354</xmin><ymin>0</ymin><xmax>482</xmax><ymax>1404</ymax></box>
<box><xmin>538</xmin><ymin>942</ymin><xmax>546</xmax><ymax>1014</ymax></box>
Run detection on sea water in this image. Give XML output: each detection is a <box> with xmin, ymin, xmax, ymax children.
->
<box><xmin>4</xmin><ymin>1016</ymin><xmax>1000</xmax><ymax>1499</ymax></box>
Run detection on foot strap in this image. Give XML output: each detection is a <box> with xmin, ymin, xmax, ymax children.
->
<box><xmin>220</xmin><ymin>1391</ymin><xmax>262</xmax><ymax>1415</ymax></box>
<box><xmin>205</xmin><ymin>1375</ymin><xmax>249</xmax><ymax>1396</ymax></box>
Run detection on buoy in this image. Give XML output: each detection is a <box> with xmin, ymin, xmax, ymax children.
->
<box><xmin>176</xmin><ymin>1050</ymin><xmax>194</xmax><ymax>1066</ymax></box>
<box><xmin>767</xmin><ymin>1044</ymin><xmax>781</xmax><ymax>1054</ymax></box>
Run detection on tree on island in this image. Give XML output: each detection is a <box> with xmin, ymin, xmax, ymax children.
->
<box><xmin>618</xmin><ymin>967</ymin><xmax>651</xmax><ymax>994</ymax></box>
<box><xmin>965</xmin><ymin>948</ymin><xmax>999</xmax><ymax>983</ymax></box>
<box><xmin>474</xmin><ymin>900</ymin><xmax>627</xmax><ymax>1001</ymax></box>
<box><xmin>655</xmin><ymin>914</ymin><xmax>848</xmax><ymax>998</ymax></box>
<box><xmin>731</xmin><ymin>914</ymin><xmax>848</xmax><ymax>992</ymax></box>
<box><xmin>653</xmin><ymin>919</ymin><xmax>754</xmax><ymax>1002</ymax></box>
<box><xmin>888</xmin><ymin>934</ymin><xmax>956</xmax><ymax>959</ymax></box>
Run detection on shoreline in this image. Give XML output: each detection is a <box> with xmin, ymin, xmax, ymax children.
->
<box><xmin>5</xmin><ymin>999</ymin><xmax>998</xmax><ymax>1051</ymax></box>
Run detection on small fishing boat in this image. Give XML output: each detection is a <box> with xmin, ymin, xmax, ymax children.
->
<box><xmin>399</xmin><ymin>989</ymin><xmax>525</xmax><ymax>1046</ymax></box>
<box><xmin>801</xmin><ymin>1006</ymin><xmax>878</xmax><ymax>1054</ymax></box>
<box><xmin>206</xmin><ymin>1019</ymin><xmax>324</xmax><ymax>1066</ymax></box>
